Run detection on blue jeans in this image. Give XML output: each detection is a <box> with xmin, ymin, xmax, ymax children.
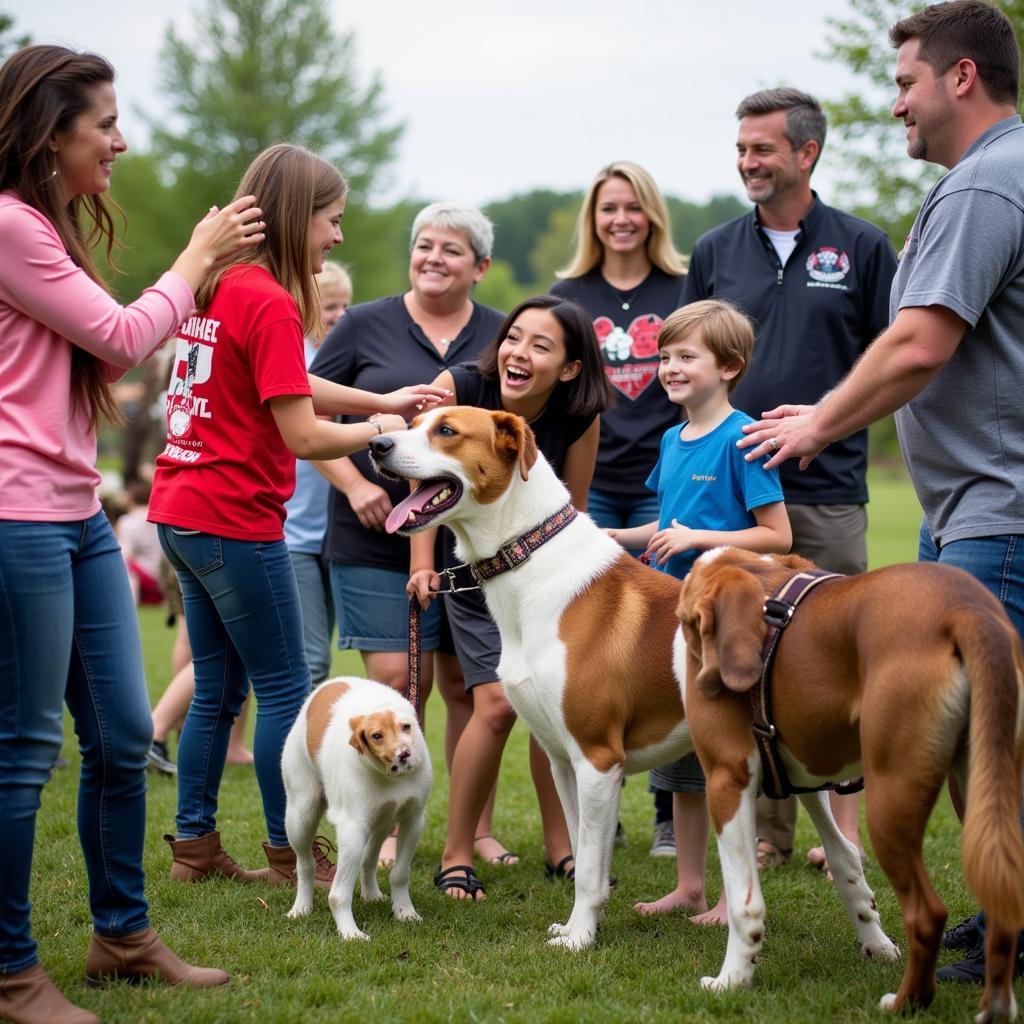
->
<box><xmin>0</xmin><ymin>512</ymin><xmax>153</xmax><ymax>972</ymax></box>
<box><xmin>158</xmin><ymin>526</ymin><xmax>310</xmax><ymax>847</ymax></box>
<box><xmin>289</xmin><ymin>551</ymin><xmax>334</xmax><ymax>685</ymax></box>
<box><xmin>919</xmin><ymin>523</ymin><xmax>1024</xmax><ymax>938</ymax></box>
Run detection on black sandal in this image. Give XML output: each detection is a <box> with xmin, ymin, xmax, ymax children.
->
<box><xmin>544</xmin><ymin>855</ymin><xmax>575</xmax><ymax>881</ymax></box>
<box><xmin>474</xmin><ymin>833</ymin><xmax>520</xmax><ymax>866</ymax></box>
<box><xmin>544</xmin><ymin>855</ymin><xmax>617</xmax><ymax>888</ymax></box>
<box><xmin>434</xmin><ymin>864</ymin><xmax>486</xmax><ymax>900</ymax></box>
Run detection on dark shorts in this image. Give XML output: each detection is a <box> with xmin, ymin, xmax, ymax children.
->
<box><xmin>649</xmin><ymin>752</ymin><xmax>706</xmax><ymax>794</ymax></box>
<box><xmin>787</xmin><ymin>503</ymin><xmax>868</xmax><ymax>575</ymax></box>
<box><xmin>439</xmin><ymin>586</ymin><xmax>500</xmax><ymax>689</ymax></box>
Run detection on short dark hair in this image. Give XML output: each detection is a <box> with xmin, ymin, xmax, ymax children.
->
<box><xmin>889</xmin><ymin>1</ymin><xmax>1020</xmax><ymax>105</ymax></box>
<box><xmin>476</xmin><ymin>295</ymin><xmax>615</xmax><ymax>420</ymax></box>
<box><xmin>735</xmin><ymin>87</ymin><xmax>827</xmax><ymax>170</ymax></box>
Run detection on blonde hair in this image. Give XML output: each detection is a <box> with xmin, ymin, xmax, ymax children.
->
<box><xmin>316</xmin><ymin>260</ymin><xmax>352</xmax><ymax>296</ymax></box>
<box><xmin>558</xmin><ymin>161</ymin><xmax>685</xmax><ymax>279</ymax></box>
<box><xmin>195</xmin><ymin>144</ymin><xmax>347</xmax><ymax>339</ymax></box>
<box><xmin>658</xmin><ymin>299</ymin><xmax>755</xmax><ymax>392</ymax></box>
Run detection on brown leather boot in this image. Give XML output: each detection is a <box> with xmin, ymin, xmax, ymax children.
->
<box><xmin>164</xmin><ymin>831</ymin><xmax>268</xmax><ymax>883</ymax></box>
<box><xmin>263</xmin><ymin>835</ymin><xmax>337</xmax><ymax>888</ymax></box>
<box><xmin>0</xmin><ymin>964</ymin><xmax>99</xmax><ymax>1024</ymax></box>
<box><xmin>84</xmin><ymin>927</ymin><xmax>229</xmax><ymax>988</ymax></box>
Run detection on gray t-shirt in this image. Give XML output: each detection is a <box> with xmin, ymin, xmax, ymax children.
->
<box><xmin>892</xmin><ymin>115</ymin><xmax>1024</xmax><ymax>545</ymax></box>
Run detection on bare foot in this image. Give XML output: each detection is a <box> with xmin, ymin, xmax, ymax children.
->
<box><xmin>378</xmin><ymin>833</ymin><xmax>398</xmax><ymax>869</ymax></box>
<box><xmin>806</xmin><ymin>845</ymin><xmax>867</xmax><ymax>882</ymax></box>
<box><xmin>690</xmin><ymin>891</ymin><xmax>728</xmax><ymax>927</ymax></box>
<box><xmin>226</xmin><ymin>746</ymin><xmax>254</xmax><ymax>765</ymax></box>
<box><xmin>474</xmin><ymin>833</ymin><xmax>519</xmax><ymax>866</ymax></box>
<box><xmin>634</xmin><ymin>886</ymin><xmax>706</xmax><ymax>917</ymax></box>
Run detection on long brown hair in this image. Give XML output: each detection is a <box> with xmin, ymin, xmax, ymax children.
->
<box><xmin>195</xmin><ymin>144</ymin><xmax>347</xmax><ymax>338</ymax></box>
<box><xmin>0</xmin><ymin>44</ymin><xmax>123</xmax><ymax>426</ymax></box>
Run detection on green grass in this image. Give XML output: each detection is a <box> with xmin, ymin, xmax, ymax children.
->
<box><xmin>33</xmin><ymin>465</ymin><xmax>990</xmax><ymax>1023</ymax></box>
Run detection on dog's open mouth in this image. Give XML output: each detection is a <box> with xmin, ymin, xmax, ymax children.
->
<box><xmin>385</xmin><ymin>477</ymin><xmax>463</xmax><ymax>534</ymax></box>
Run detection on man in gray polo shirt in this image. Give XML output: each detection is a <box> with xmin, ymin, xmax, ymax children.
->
<box><xmin>738</xmin><ymin>0</ymin><xmax>1024</xmax><ymax>984</ymax></box>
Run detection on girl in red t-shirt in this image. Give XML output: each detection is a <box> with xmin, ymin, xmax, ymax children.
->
<box><xmin>149</xmin><ymin>144</ymin><xmax>443</xmax><ymax>886</ymax></box>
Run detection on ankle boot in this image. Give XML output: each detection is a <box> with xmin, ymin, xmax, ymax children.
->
<box><xmin>0</xmin><ymin>964</ymin><xmax>99</xmax><ymax>1024</ymax></box>
<box><xmin>263</xmin><ymin>835</ymin><xmax>337</xmax><ymax>888</ymax></box>
<box><xmin>164</xmin><ymin>831</ymin><xmax>268</xmax><ymax>883</ymax></box>
<box><xmin>85</xmin><ymin>927</ymin><xmax>229</xmax><ymax>988</ymax></box>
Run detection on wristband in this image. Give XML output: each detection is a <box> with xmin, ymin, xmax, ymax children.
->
<box><xmin>368</xmin><ymin>414</ymin><xmax>383</xmax><ymax>435</ymax></box>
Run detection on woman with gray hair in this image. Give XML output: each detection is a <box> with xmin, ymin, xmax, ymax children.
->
<box><xmin>310</xmin><ymin>202</ymin><xmax>511</xmax><ymax>867</ymax></box>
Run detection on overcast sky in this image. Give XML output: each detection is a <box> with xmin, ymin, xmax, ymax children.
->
<box><xmin>8</xmin><ymin>0</ymin><xmax>904</xmax><ymax>208</ymax></box>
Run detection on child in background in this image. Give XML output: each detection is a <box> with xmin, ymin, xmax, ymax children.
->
<box><xmin>116</xmin><ymin>479</ymin><xmax>164</xmax><ymax>605</ymax></box>
<box><xmin>609</xmin><ymin>299</ymin><xmax>791</xmax><ymax>924</ymax></box>
<box><xmin>284</xmin><ymin>261</ymin><xmax>353</xmax><ymax>685</ymax></box>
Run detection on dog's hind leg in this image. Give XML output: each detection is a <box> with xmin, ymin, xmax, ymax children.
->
<box><xmin>548</xmin><ymin>758</ymin><xmax>621</xmax><ymax>950</ymax></box>
<box><xmin>284</xmin><ymin>780</ymin><xmax>326</xmax><ymax>920</ymax></box>
<box><xmin>862</xmin><ymin>765</ymin><xmax>947</xmax><ymax>1014</ymax></box>
<box><xmin>359</xmin><ymin>820</ymin><xmax>390</xmax><ymax>903</ymax></box>
<box><xmin>798</xmin><ymin>790</ymin><xmax>899</xmax><ymax>963</ymax></box>
<box><xmin>327</xmin><ymin>815</ymin><xmax>371</xmax><ymax>940</ymax></box>
<box><xmin>389</xmin><ymin>810</ymin><xmax>425</xmax><ymax>923</ymax></box>
<box><xmin>701</xmin><ymin>752</ymin><xmax>764</xmax><ymax>991</ymax></box>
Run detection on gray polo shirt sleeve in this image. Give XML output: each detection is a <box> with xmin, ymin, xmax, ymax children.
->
<box><xmin>898</xmin><ymin>187</ymin><xmax>1024</xmax><ymax>328</ymax></box>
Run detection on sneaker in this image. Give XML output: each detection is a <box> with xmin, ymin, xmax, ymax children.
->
<box><xmin>942</xmin><ymin>914</ymin><xmax>982</xmax><ymax>952</ymax></box>
<box><xmin>147</xmin><ymin>740</ymin><xmax>177</xmax><ymax>776</ymax></box>
<box><xmin>937</xmin><ymin>936</ymin><xmax>1024</xmax><ymax>984</ymax></box>
<box><xmin>649</xmin><ymin>819</ymin><xmax>676</xmax><ymax>858</ymax></box>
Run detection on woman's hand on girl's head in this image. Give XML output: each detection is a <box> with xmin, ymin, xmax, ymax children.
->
<box><xmin>407</xmin><ymin>569</ymin><xmax>441</xmax><ymax>610</ymax></box>
<box><xmin>188</xmin><ymin>195</ymin><xmax>265</xmax><ymax>264</ymax></box>
<box><xmin>380</xmin><ymin>384</ymin><xmax>451</xmax><ymax>420</ymax></box>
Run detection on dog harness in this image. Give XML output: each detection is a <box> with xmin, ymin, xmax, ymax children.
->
<box><xmin>755</xmin><ymin>569</ymin><xmax>865</xmax><ymax>800</ymax></box>
<box><xmin>406</xmin><ymin>503</ymin><xmax>578</xmax><ymax>715</ymax></box>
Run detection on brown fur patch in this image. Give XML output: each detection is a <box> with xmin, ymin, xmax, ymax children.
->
<box><xmin>426</xmin><ymin>407</ymin><xmax>537</xmax><ymax>506</ymax></box>
<box><xmin>305</xmin><ymin>680</ymin><xmax>350</xmax><ymax>758</ymax></box>
<box><xmin>559</xmin><ymin>553</ymin><xmax>685</xmax><ymax>773</ymax></box>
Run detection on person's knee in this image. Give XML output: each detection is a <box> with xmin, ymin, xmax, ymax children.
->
<box><xmin>472</xmin><ymin>684</ymin><xmax>516</xmax><ymax>734</ymax></box>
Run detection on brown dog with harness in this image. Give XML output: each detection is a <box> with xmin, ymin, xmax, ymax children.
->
<box><xmin>678</xmin><ymin>546</ymin><xmax>1024</xmax><ymax>1022</ymax></box>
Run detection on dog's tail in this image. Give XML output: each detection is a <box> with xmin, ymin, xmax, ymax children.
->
<box><xmin>957</xmin><ymin>607</ymin><xmax>1024</xmax><ymax>933</ymax></box>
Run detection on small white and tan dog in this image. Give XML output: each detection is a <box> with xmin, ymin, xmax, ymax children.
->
<box><xmin>281</xmin><ymin>675</ymin><xmax>432</xmax><ymax>940</ymax></box>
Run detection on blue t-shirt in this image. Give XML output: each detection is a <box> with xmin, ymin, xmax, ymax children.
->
<box><xmin>645</xmin><ymin>409</ymin><xmax>784</xmax><ymax>579</ymax></box>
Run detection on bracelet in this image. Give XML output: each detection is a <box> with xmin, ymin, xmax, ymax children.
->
<box><xmin>368</xmin><ymin>414</ymin><xmax>383</xmax><ymax>435</ymax></box>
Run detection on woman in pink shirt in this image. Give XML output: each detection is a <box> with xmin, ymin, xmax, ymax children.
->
<box><xmin>0</xmin><ymin>44</ymin><xmax>266</xmax><ymax>1024</ymax></box>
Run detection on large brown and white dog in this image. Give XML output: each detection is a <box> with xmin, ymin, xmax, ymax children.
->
<box><xmin>679</xmin><ymin>547</ymin><xmax>1024</xmax><ymax>1022</ymax></box>
<box><xmin>366</xmin><ymin>407</ymin><xmax>896</xmax><ymax>980</ymax></box>
<box><xmin>281</xmin><ymin>676</ymin><xmax>432</xmax><ymax>940</ymax></box>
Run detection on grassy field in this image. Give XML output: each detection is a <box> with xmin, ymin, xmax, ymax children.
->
<box><xmin>33</xmin><ymin>466</ymin><xmax>996</xmax><ymax>1023</ymax></box>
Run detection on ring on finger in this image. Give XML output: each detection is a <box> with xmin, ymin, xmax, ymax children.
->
<box><xmin>766</xmin><ymin>437</ymin><xmax>779</xmax><ymax>451</ymax></box>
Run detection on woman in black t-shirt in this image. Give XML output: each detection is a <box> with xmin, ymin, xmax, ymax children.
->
<box><xmin>409</xmin><ymin>296</ymin><xmax>613</xmax><ymax>900</ymax></box>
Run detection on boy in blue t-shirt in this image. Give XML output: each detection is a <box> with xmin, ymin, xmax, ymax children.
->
<box><xmin>610</xmin><ymin>299</ymin><xmax>790</xmax><ymax>925</ymax></box>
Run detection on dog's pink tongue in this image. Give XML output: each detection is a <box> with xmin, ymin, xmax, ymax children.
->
<box><xmin>385</xmin><ymin>481</ymin><xmax>448</xmax><ymax>534</ymax></box>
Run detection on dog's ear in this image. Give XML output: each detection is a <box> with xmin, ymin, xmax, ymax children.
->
<box><xmin>684</xmin><ymin>566</ymin><xmax>766</xmax><ymax>695</ymax></box>
<box><xmin>492</xmin><ymin>411</ymin><xmax>538</xmax><ymax>481</ymax></box>
<box><xmin>348</xmin><ymin>715</ymin><xmax>367</xmax><ymax>754</ymax></box>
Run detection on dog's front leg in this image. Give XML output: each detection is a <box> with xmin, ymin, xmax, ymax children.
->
<box><xmin>327</xmin><ymin>816</ymin><xmax>371</xmax><ymax>940</ymax></box>
<box><xmin>389</xmin><ymin>810</ymin><xmax>425</xmax><ymax>923</ymax></box>
<box><xmin>358</xmin><ymin>821</ymin><xmax>390</xmax><ymax>903</ymax></box>
<box><xmin>547</xmin><ymin>755</ymin><xmax>580</xmax><ymax>855</ymax></box>
<box><xmin>548</xmin><ymin>758</ymin><xmax>621</xmax><ymax>951</ymax></box>
<box><xmin>702</xmin><ymin>754</ymin><xmax>764</xmax><ymax>991</ymax></box>
<box><xmin>798</xmin><ymin>791</ymin><xmax>898</xmax><ymax>962</ymax></box>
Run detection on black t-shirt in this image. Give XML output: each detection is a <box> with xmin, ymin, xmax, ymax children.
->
<box><xmin>550</xmin><ymin>267</ymin><xmax>684</xmax><ymax>495</ymax></box>
<box><xmin>309</xmin><ymin>294</ymin><xmax>505</xmax><ymax>571</ymax></box>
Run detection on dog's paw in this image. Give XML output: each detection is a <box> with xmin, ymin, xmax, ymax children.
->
<box><xmin>393</xmin><ymin>904</ymin><xmax>422</xmax><ymax>923</ymax></box>
<box><xmin>286</xmin><ymin>899</ymin><xmax>313</xmax><ymax>919</ymax></box>
<box><xmin>361</xmin><ymin>885</ymin><xmax>386</xmax><ymax>903</ymax></box>
<box><xmin>861</xmin><ymin>935</ymin><xmax>900</xmax><ymax>962</ymax></box>
<box><xmin>547</xmin><ymin>921</ymin><xmax>570</xmax><ymax>938</ymax></box>
<box><xmin>546</xmin><ymin>924</ymin><xmax>594</xmax><ymax>950</ymax></box>
<box><xmin>879</xmin><ymin>992</ymin><xmax>898</xmax><ymax>1012</ymax></box>
<box><xmin>338</xmin><ymin>926</ymin><xmax>370</xmax><ymax>942</ymax></box>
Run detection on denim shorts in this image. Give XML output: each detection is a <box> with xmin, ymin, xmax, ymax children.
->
<box><xmin>330</xmin><ymin>562</ymin><xmax>441</xmax><ymax>652</ymax></box>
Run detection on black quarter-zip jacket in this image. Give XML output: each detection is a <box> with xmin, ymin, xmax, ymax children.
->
<box><xmin>682</xmin><ymin>195</ymin><xmax>897</xmax><ymax>505</ymax></box>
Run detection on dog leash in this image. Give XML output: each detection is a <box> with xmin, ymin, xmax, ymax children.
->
<box><xmin>753</xmin><ymin>570</ymin><xmax>865</xmax><ymax>800</ymax></box>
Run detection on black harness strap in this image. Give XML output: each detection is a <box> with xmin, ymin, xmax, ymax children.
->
<box><xmin>754</xmin><ymin>570</ymin><xmax>864</xmax><ymax>800</ymax></box>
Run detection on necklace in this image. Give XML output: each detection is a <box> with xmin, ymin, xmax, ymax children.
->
<box><xmin>603</xmin><ymin>274</ymin><xmax>647</xmax><ymax>311</ymax></box>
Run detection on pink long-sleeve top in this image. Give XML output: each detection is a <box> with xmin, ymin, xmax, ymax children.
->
<box><xmin>0</xmin><ymin>190</ymin><xmax>195</xmax><ymax>521</ymax></box>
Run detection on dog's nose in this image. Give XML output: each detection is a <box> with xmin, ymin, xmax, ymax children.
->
<box><xmin>368</xmin><ymin>435</ymin><xmax>394</xmax><ymax>458</ymax></box>
<box><xmin>397</xmin><ymin>747</ymin><xmax>411</xmax><ymax>763</ymax></box>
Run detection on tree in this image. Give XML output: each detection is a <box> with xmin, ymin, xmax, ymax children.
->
<box><xmin>148</xmin><ymin>0</ymin><xmax>401</xmax><ymax>210</ymax></box>
<box><xmin>0</xmin><ymin>12</ymin><xmax>29</xmax><ymax>59</ymax></box>
<box><xmin>820</xmin><ymin>0</ymin><xmax>1024</xmax><ymax>245</ymax></box>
